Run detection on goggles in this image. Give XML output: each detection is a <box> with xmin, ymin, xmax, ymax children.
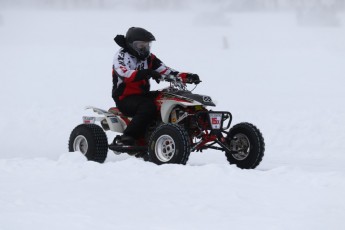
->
<box><xmin>132</xmin><ymin>41</ymin><xmax>152</xmax><ymax>53</ymax></box>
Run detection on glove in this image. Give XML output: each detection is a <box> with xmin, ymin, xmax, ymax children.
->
<box><xmin>186</xmin><ymin>73</ymin><xmax>201</xmax><ymax>84</ymax></box>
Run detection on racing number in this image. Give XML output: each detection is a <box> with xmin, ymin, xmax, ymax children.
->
<box><xmin>212</xmin><ymin>117</ymin><xmax>220</xmax><ymax>124</ymax></box>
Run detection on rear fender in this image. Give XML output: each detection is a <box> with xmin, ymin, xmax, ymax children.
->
<box><xmin>84</xmin><ymin>106</ymin><xmax>127</xmax><ymax>133</ymax></box>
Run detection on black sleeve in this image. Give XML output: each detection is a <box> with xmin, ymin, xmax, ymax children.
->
<box><xmin>149</xmin><ymin>54</ymin><xmax>179</xmax><ymax>76</ymax></box>
<box><xmin>134</xmin><ymin>69</ymin><xmax>152</xmax><ymax>81</ymax></box>
<box><xmin>151</xmin><ymin>56</ymin><xmax>163</xmax><ymax>70</ymax></box>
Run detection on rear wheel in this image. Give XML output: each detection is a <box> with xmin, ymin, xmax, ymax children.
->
<box><xmin>225</xmin><ymin>122</ymin><xmax>265</xmax><ymax>169</ymax></box>
<box><xmin>148</xmin><ymin>123</ymin><xmax>190</xmax><ymax>165</ymax></box>
<box><xmin>68</xmin><ymin>124</ymin><xmax>108</xmax><ymax>163</ymax></box>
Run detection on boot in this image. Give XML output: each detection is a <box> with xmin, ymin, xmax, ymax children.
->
<box><xmin>109</xmin><ymin>135</ymin><xmax>135</xmax><ymax>148</ymax></box>
<box><xmin>120</xmin><ymin>135</ymin><xmax>135</xmax><ymax>146</ymax></box>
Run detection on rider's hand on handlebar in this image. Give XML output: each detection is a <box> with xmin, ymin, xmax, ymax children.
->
<box><xmin>186</xmin><ymin>73</ymin><xmax>201</xmax><ymax>85</ymax></box>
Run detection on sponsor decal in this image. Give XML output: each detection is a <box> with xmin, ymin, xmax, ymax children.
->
<box><xmin>118</xmin><ymin>52</ymin><xmax>125</xmax><ymax>66</ymax></box>
<box><xmin>203</xmin><ymin>96</ymin><xmax>212</xmax><ymax>103</ymax></box>
<box><xmin>110</xmin><ymin>117</ymin><xmax>118</xmax><ymax>123</ymax></box>
<box><xmin>120</xmin><ymin>66</ymin><xmax>128</xmax><ymax>73</ymax></box>
<box><xmin>136</xmin><ymin>62</ymin><xmax>145</xmax><ymax>70</ymax></box>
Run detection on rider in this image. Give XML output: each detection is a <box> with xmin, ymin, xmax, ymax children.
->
<box><xmin>111</xmin><ymin>27</ymin><xmax>201</xmax><ymax>146</ymax></box>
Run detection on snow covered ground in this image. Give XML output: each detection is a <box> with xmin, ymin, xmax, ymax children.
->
<box><xmin>1</xmin><ymin>6</ymin><xmax>345</xmax><ymax>230</ymax></box>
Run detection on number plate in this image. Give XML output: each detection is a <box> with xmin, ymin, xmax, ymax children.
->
<box><xmin>209</xmin><ymin>113</ymin><xmax>222</xmax><ymax>129</ymax></box>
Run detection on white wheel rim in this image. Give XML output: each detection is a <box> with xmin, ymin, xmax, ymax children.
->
<box><xmin>73</xmin><ymin>135</ymin><xmax>88</xmax><ymax>155</ymax></box>
<box><xmin>230</xmin><ymin>133</ymin><xmax>251</xmax><ymax>161</ymax></box>
<box><xmin>155</xmin><ymin>135</ymin><xmax>175</xmax><ymax>162</ymax></box>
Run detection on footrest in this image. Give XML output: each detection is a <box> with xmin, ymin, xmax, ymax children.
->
<box><xmin>108</xmin><ymin>144</ymin><xmax>148</xmax><ymax>153</ymax></box>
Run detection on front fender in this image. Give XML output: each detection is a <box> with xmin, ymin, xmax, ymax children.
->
<box><xmin>160</xmin><ymin>100</ymin><xmax>202</xmax><ymax>123</ymax></box>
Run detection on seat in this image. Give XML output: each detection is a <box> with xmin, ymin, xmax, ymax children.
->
<box><xmin>108</xmin><ymin>107</ymin><xmax>123</xmax><ymax>116</ymax></box>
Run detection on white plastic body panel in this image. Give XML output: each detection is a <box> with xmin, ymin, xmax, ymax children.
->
<box><xmin>107</xmin><ymin>116</ymin><xmax>127</xmax><ymax>133</ymax></box>
<box><xmin>85</xmin><ymin>106</ymin><xmax>128</xmax><ymax>133</ymax></box>
<box><xmin>85</xmin><ymin>99</ymin><xmax>203</xmax><ymax>132</ymax></box>
<box><xmin>159</xmin><ymin>100</ymin><xmax>202</xmax><ymax>123</ymax></box>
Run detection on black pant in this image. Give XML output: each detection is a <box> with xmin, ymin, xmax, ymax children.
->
<box><xmin>116</xmin><ymin>94</ymin><xmax>157</xmax><ymax>139</ymax></box>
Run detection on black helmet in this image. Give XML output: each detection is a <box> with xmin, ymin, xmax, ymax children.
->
<box><xmin>125</xmin><ymin>27</ymin><xmax>156</xmax><ymax>60</ymax></box>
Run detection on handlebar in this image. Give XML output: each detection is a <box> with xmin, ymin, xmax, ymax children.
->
<box><xmin>159</xmin><ymin>75</ymin><xmax>186</xmax><ymax>90</ymax></box>
<box><xmin>159</xmin><ymin>75</ymin><xmax>179</xmax><ymax>82</ymax></box>
<box><xmin>160</xmin><ymin>75</ymin><xmax>202</xmax><ymax>84</ymax></box>
<box><xmin>158</xmin><ymin>74</ymin><xmax>201</xmax><ymax>91</ymax></box>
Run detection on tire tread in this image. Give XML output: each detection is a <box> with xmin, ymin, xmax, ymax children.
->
<box><xmin>226</xmin><ymin>122</ymin><xmax>265</xmax><ymax>169</ymax></box>
<box><xmin>148</xmin><ymin>123</ymin><xmax>190</xmax><ymax>165</ymax></box>
<box><xmin>68</xmin><ymin>124</ymin><xmax>108</xmax><ymax>163</ymax></box>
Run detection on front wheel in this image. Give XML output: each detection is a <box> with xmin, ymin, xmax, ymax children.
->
<box><xmin>225</xmin><ymin>122</ymin><xmax>265</xmax><ymax>169</ymax></box>
<box><xmin>68</xmin><ymin>124</ymin><xmax>108</xmax><ymax>163</ymax></box>
<box><xmin>148</xmin><ymin>123</ymin><xmax>191</xmax><ymax>165</ymax></box>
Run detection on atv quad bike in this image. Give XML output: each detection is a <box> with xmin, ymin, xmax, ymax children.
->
<box><xmin>69</xmin><ymin>75</ymin><xmax>265</xmax><ymax>169</ymax></box>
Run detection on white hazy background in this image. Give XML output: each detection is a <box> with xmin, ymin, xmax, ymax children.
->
<box><xmin>1</xmin><ymin>0</ymin><xmax>345</xmax><ymax>229</ymax></box>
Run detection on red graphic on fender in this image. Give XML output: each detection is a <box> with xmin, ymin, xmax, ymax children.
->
<box><xmin>154</xmin><ymin>92</ymin><xmax>191</xmax><ymax>112</ymax></box>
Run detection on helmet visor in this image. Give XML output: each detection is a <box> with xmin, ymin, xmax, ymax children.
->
<box><xmin>131</xmin><ymin>41</ymin><xmax>152</xmax><ymax>54</ymax></box>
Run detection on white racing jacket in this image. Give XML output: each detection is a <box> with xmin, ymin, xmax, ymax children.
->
<box><xmin>112</xmin><ymin>48</ymin><xmax>186</xmax><ymax>102</ymax></box>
